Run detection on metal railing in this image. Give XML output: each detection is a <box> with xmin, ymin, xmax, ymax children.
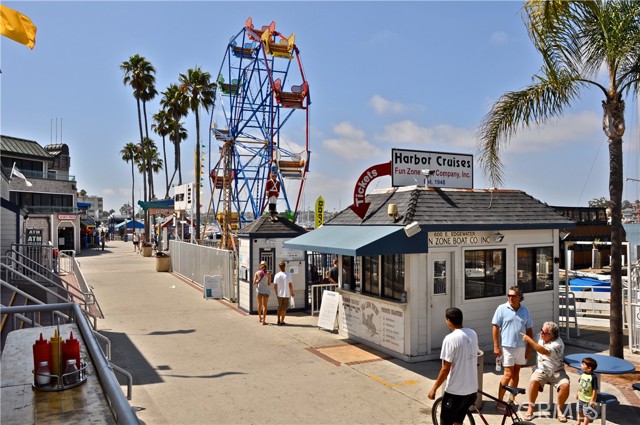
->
<box><xmin>310</xmin><ymin>283</ymin><xmax>338</xmax><ymax>316</ymax></box>
<box><xmin>0</xmin><ymin>259</ymin><xmax>99</xmax><ymax>328</ymax></box>
<box><xmin>169</xmin><ymin>240</ymin><xmax>236</xmax><ymax>301</ymax></box>
<box><xmin>2</xmin><ymin>166</ymin><xmax>76</xmax><ymax>181</ymax></box>
<box><xmin>0</xmin><ymin>303</ymin><xmax>138</xmax><ymax>424</ymax></box>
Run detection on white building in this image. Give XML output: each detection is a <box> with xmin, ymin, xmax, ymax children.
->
<box><xmin>285</xmin><ymin>186</ymin><xmax>575</xmax><ymax>361</ymax></box>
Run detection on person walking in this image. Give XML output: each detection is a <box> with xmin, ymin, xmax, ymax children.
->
<box><xmin>254</xmin><ymin>261</ymin><xmax>271</xmax><ymax>325</ymax></box>
<box><xmin>273</xmin><ymin>260</ymin><xmax>293</xmax><ymax>326</ymax></box>
<box><xmin>100</xmin><ymin>231</ymin><xmax>106</xmax><ymax>251</ymax></box>
<box><xmin>132</xmin><ymin>233</ymin><xmax>139</xmax><ymax>253</ymax></box>
<box><xmin>492</xmin><ymin>286</ymin><xmax>533</xmax><ymax>407</ymax></box>
<box><xmin>521</xmin><ymin>321</ymin><xmax>570</xmax><ymax>422</ymax></box>
<box><xmin>428</xmin><ymin>307</ymin><xmax>479</xmax><ymax>425</ymax></box>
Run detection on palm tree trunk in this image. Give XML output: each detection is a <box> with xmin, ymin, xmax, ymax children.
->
<box><xmin>603</xmin><ymin>96</ymin><xmax>625</xmax><ymax>359</ymax></box>
<box><xmin>131</xmin><ymin>162</ymin><xmax>135</xmax><ymax>233</ymax></box>
<box><xmin>195</xmin><ymin>110</ymin><xmax>201</xmax><ymax>241</ymax></box>
<box><xmin>163</xmin><ymin>135</ymin><xmax>169</xmax><ymax>198</ymax></box>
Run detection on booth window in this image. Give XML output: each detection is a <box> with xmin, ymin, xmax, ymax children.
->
<box><xmin>382</xmin><ymin>254</ymin><xmax>404</xmax><ymax>301</ymax></box>
<box><xmin>343</xmin><ymin>255</ymin><xmax>405</xmax><ymax>301</ymax></box>
<box><xmin>342</xmin><ymin>256</ymin><xmax>356</xmax><ymax>289</ymax></box>
<box><xmin>362</xmin><ymin>256</ymin><xmax>379</xmax><ymax>295</ymax></box>
<box><xmin>464</xmin><ymin>249</ymin><xmax>506</xmax><ymax>299</ymax></box>
<box><xmin>517</xmin><ymin>246</ymin><xmax>553</xmax><ymax>292</ymax></box>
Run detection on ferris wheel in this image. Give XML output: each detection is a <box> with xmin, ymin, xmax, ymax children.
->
<box><xmin>208</xmin><ymin>17</ymin><xmax>310</xmax><ymax>247</ymax></box>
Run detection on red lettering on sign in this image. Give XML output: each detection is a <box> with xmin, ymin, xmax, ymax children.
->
<box><xmin>349</xmin><ymin>162</ymin><xmax>391</xmax><ymax>219</ymax></box>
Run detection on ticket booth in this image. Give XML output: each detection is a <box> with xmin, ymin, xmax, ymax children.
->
<box><xmin>237</xmin><ymin>216</ymin><xmax>307</xmax><ymax>314</ymax></box>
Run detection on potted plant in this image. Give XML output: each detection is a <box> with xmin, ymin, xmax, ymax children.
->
<box><xmin>141</xmin><ymin>242</ymin><xmax>153</xmax><ymax>257</ymax></box>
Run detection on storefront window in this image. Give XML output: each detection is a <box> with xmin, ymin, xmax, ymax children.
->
<box><xmin>382</xmin><ymin>254</ymin><xmax>404</xmax><ymax>301</ymax></box>
<box><xmin>362</xmin><ymin>256</ymin><xmax>379</xmax><ymax>295</ymax></box>
<box><xmin>342</xmin><ymin>256</ymin><xmax>357</xmax><ymax>290</ymax></box>
<box><xmin>517</xmin><ymin>247</ymin><xmax>554</xmax><ymax>292</ymax></box>
<box><xmin>464</xmin><ymin>249</ymin><xmax>506</xmax><ymax>299</ymax></box>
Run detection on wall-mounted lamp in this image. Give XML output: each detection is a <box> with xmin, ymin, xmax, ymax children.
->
<box><xmin>404</xmin><ymin>221</ymin><xmax>421</xmax><ymax>237</ymax></box>
<box><xmin>494</xmin><ymin>231</ymin><xmax>505</xmax><ymax>243</ymax></box>
<box><xmin>560</xmin><ymin>231</ymin><xmax>571</xmax><ymax>241</ymax></box>
<box><xmin>388</xmin><ymin>204</ymin><xmax>399</xmax><ymax>219</ymax></box>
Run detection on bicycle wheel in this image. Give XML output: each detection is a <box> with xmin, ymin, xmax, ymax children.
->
<box><xmin>431</xmin><ymin>397</ymin><xmax>476</xmax><ymax>425</ymax></box>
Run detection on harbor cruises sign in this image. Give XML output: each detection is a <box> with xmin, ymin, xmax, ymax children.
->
<box><xmin>391</xmin><ymin>148</ymin><xmax>473</xmax><ymax>189</ymax></box>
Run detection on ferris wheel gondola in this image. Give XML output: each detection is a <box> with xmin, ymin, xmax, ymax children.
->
<box><xmin>208</xmin><ymin>18</ymin><xmax>310</xmax><ymax>248</ymax></box>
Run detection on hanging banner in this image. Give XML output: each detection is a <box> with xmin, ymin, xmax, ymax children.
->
<box><xmin>314</xmin><ymin>196</ymin><xmax>324</xmax><ymax>228</ymax></box>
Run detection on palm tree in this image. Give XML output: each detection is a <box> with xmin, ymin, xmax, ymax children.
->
<box><xmin>139</xmin><ymin>137</ymin><xmax>160</xmax><ymax>199</ymax></box>
<box><xmin>167</xmin><ymin>119</ymin><xmax>188</xmax><ymax>189</ymax></box>
<box><xmin>121</xmin><ymin>54</ymin><xmax>156</xmax><ymax>242</ymax></box>
<box><xmin>477</xmin><ymin>0</ymin><xmax>640</xmax><ymax>358</ymax></box>
<box><xmin>152</xmin><ymin>109</ymin><xmax>171</xmax><ymax>197</ymax></box>
<box><xmin>160</xmin><ymin>83</ymin><xmax>188</xmax><ymax>185</ymax></box>
<box><xmin>121</xmin><ymin>142</ymin><xmax>139</xmax><ymax>229</ymax></box>
<box><xmin>179</xmin><ymin>67</ymin><xmax>217</xmax><ymax>241</ymax></box>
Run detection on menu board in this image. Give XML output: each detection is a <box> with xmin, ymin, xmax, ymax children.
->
<box><xmin>317</xmin><ymin>291</ymin><xmax>340</xmax><ymax>330</ymax></box>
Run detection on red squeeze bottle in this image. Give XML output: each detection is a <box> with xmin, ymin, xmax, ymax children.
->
<box><xmin>33</xmin><ymin>333</ymin><xmax>51</xmax><ymax>381</ymax></box>
<box><xmin>61</xmin><ymin>331</ymin><xmax>80</xmax><ymax>369</ymax></box>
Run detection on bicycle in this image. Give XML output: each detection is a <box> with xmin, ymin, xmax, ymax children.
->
<box><xmin>431</xmin><ymin>385</ymin><xmax>535</xmax><ymax>425</ymax></box>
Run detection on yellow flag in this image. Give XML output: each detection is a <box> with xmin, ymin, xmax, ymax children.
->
<box><xmin>315</xmin><ymin>196</ymin><xmax>325</xmax><ymax>229</ymax></box>
<box><xmin>0</xmin><ymin>5</ymin><xmax>37</xmax><ymax>49</ymax></box>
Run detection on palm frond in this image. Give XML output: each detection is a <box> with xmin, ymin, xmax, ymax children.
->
<box><xmin>476</xmin><ymin>74</ymin><xmax>580</xmax><ymax>186</ymax></box>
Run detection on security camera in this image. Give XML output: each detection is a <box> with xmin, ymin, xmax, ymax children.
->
<box><xmin>421</xmin><ymin>169</ymin><xmax>435</xmax><ymax>176</ymax></box>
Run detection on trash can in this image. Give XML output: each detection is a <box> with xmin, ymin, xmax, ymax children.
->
<box><xmin>155</xmin><ymin>252</ymin><xmax>171</xmax><ymax>272</ymax></box>
<box><xmin>476</xmin><ymin>350</ymin><xmax>484</xmax><ymax>410</ymax></box>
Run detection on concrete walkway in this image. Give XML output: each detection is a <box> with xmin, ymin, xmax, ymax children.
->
<box><xmin>80</xmin><ymin>241</ymin><xmax>640</xmax><ymax>425</ymax></box>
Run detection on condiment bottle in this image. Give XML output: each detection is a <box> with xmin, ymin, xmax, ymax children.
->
<box><xmin>63</xmin><ymin>359</ymin><xmax>79</xmax><ymax>385</ymax></box>
<box><xmin>36</xmin><ymin>361</ymin><xmax>51</xmax><ymax>387</ymax></box>
<box><xmin>61</xmin><ymin>331</ymin><xmax>80</xmax><ymax>369</ymax></box>
<box><xmin>32</xmin><ymin>333</ymin><xmax>51</xmax><ymax>383</ymax></box>
<box><xmin>50</xmin><ymin>329</ymin><xmax>62</xmax><ymax>378</ymax></box>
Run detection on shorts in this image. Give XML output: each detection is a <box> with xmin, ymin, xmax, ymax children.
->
<box><xmin>440</xmin><ymin>392</ymin><xmax>476</xmax><ymax>425</ymax></box>
<box><xmin>530</xmin><ymin>369</ymin><xmax>570</xmax><ymax>390</ymax></box>
<box><xmin>502</xmin><ymin>346</ymin><xmax>526</xmax><ymax>367</ymax></box>
<box><xmin>277</xmin><ymin>296</ymin><xmax>290</xmax><ymax>310</ymax></box>
<box><xmin>577</xmin><ymin>399</ymin><xmax>599</xmax><ymax>420</ymax></box>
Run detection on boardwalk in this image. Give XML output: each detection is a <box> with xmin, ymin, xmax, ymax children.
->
<box><xmin>79</xmin><ymin>240</ymin><xmax>640</xmax><ymax>425</ymax></box>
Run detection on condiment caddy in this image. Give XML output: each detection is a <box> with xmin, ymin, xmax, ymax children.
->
<box><xmin>31</xmin><ymin>325</ymin><xmax>87</xmax><ymax>391</ymax></box>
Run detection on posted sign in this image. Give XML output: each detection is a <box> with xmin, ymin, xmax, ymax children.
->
<box><xmin>391</xmin><ymin>148</ymin><xmax>473</xmax><ymax>189</ymax></box>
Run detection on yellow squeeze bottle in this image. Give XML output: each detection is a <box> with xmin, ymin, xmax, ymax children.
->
<box><xmin>50</xmin><ymin>329</ymin><xmax>62</xmax><ymax>379</ymax></box>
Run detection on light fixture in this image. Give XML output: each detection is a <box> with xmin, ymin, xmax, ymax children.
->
<box><xmin>404</xmin><ymin>221</ymin><xmax>421</xmax><ymax>237</ymax></box>
<box><xmin>494</xmin><ymin>231</ymin><xmax>505</xmax><ymax>243</ymax></box>
<box><xmin>387</xmin><ymin>204</ymin><xmax>399</xmax><ymax>219</ymax></box>
<box><xmin>560</xmin><ymin>231</ymin><xmax>571</xmax><ymax>241</ymax></box>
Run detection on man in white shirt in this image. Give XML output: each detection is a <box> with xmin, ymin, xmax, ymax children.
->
<box><xmin>428</xmin><ymin>308</ymin><xmax>479</xmax><ymax>425</ymax></box>
<box><xmin>273</xmin><ymin>260</ymin><xmax>294</xmax><ymax>326</ymax></box>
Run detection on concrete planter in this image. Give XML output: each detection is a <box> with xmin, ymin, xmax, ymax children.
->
<box><xmin>142</xmin><ymin>246</ymin><xmax>153</xmax><ymax>257</ymax></box>
<box><xmin>155</xmin><ymin>254</ymin><xmax>171</xmax><ymax>272</ymax></box>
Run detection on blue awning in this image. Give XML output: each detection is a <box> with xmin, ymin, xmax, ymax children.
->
<box><xmin>283</xmin><ymin>225</ymin><xmax>426</xmax><ymax>256</ymax></box>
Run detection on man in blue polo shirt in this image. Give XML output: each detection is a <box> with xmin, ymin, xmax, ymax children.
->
<box><xmin>492</xmin><ymin>286</ymin><xmax>533</xmax><ymax>407</ymax></box>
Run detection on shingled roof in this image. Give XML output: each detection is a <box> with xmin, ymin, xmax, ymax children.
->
<box><xmin>327</xmin><ymin>186</ymin><xmax>575</xmax><ymax>231</ymax></box>
<box><xmin>238</xmin><ymin>215</ymin><xmax>307</xmax><ymax>236</ymax></box>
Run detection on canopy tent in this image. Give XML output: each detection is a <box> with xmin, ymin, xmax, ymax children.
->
<box><xmin>115</xmin><ymin>220</ymin><xmax>144</xmax><ymax>230</ymax></box>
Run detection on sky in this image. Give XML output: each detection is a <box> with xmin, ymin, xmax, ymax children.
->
<box><xmin>2</xmin><ymin>0</ymin><xmax>639</xmax><ymax>217</ymax></box>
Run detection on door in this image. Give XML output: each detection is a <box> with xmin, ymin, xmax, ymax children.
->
<box><xmin>429</xmin><ymin>252</ymin><xmax>452</xmax><ymax>351</ymax></box>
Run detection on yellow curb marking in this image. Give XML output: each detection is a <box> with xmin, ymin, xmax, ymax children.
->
<box><xmin>369</xmin><ymin>375</ymin><xmax>419</xmax><ymax>387</ymax></box>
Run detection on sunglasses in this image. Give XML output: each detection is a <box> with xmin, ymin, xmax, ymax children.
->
<box><xmin>507</xmin><ymin>294</ymin><xmax>519</xmax><ymax>298</ymax></box>
<box><xmin>540</xmin><ymin>329</ymin><xmax>550</xmax><ymax>335</ymax></box>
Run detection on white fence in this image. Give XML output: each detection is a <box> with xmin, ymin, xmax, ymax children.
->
<box><xmin>169</xmin><ymin>240</ymin><xmax>236</xmax><ymax>301</ymax></box>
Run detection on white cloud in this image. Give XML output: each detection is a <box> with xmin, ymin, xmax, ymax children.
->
<box><xmin>376</xmin><ymin>120</ymin><xmax>476</xmax><ymax>148</ymax></box>
<box><xmin>490</xmin><ymin>31</ymin><xmax>509</xmax><ymax>45</ymax></box>
<box><xmin>369</xmin><ymin>95</ymin><xmax>408</xmax><ymax>115</ymax></box>
<box><xmin>509</xmin><ymin>110</ymin><xmax>602</xmax><ymax>152</ymax></box>
<box><xmin>322</xmin><ymin>122</ymin><xmax>382</xmax><ymax>161</ymax></box>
